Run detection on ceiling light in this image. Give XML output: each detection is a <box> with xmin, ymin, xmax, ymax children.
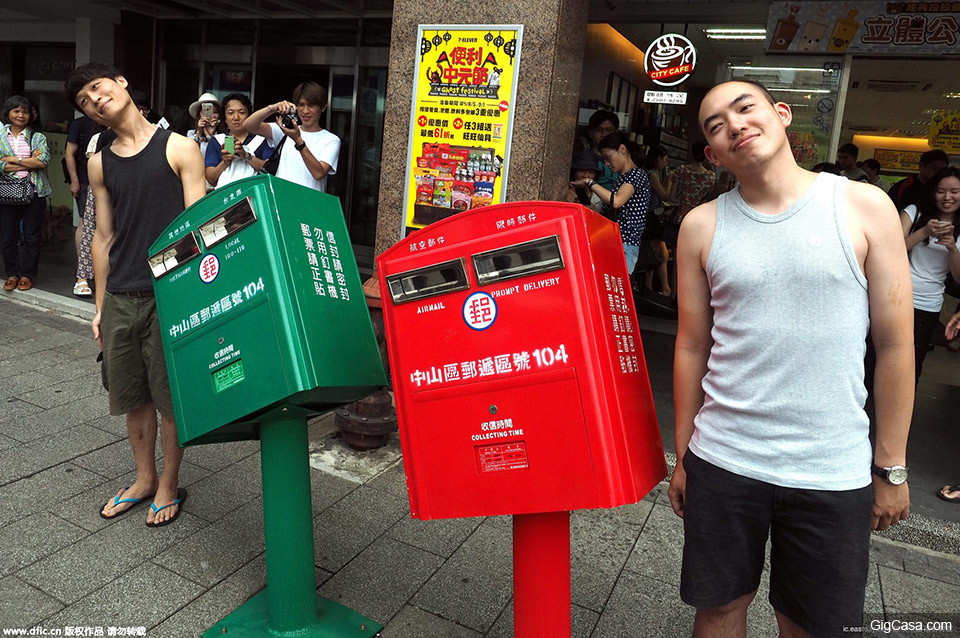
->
<box><xmin>766</xmin><ymin>87</ymin><xmax>832</xmax><ymax>94</ymax></box>
<box><xmin>705</xmin><ymin>29</ymin><xmax>766</xmax><ymax>35</ymax></box>
<box><xmin>943</xmin><ymin>92</ymin><xmax>960</xmax><ymax>98</ymax></box>
<box><xmin>705</xmin><ymin>34</ymin><xmax>767</xmax><ymax>40</ymax></box>
<box><xmin>729</xmin><ymin>65</ymin><xmax>827</xmax><ymax>73</ymax></box>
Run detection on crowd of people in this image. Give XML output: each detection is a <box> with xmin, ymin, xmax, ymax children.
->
<box><xmin>0</xmin><ymin>76</ymin><xmax>341</xmax><ymax>297</ymax></box>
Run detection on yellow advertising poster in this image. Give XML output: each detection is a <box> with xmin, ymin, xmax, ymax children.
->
<box><xmin>930</xmin><ymin>111</ymin><xmax>960</xmax><ymax>155</ymax></box>
<box><xmin>403</xmin><ymin>25</ymin><xmax>523</xmax><ymax>231</ymax></box>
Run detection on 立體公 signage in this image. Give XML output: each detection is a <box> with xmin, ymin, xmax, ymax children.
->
<box><xmin>643</xmin><ymin>34</ymin><xmax>697</xmax><ymax>87</ymax></box>
<box><xmin>766</xmin><ymin>2</ymin><xmax>960</xmax><ymax>54</ymax></box>
<box><xmin>403</xmin><ymin>25</ymin><xmax>523</xmax><ymax>230</ymax></box>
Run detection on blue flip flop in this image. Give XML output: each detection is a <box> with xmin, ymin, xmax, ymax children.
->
<box><xmin>145</xmin><ymin>488</ymin><xmax>188</xmax><ymax>527</ymax></box>
<box><xmin>99</xmin><ymin>486</ymin><xmax>155</xmax><ymax>520</ymax></box>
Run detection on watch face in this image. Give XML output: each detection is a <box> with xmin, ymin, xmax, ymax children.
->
<box><xmin>888</xmin><ymin>467</ymin><xmax>908</xmax><ymax>485</ymax></box>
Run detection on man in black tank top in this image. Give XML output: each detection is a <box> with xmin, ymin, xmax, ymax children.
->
<box><xmin>65</xmin><ymin>63</ymin><xmax>206</xmax><ymax>527</ymax></box>
<box><xmin>669</xmin><ymin>80</ymin><xmax>914</xmax><ymax>638</ymax></box>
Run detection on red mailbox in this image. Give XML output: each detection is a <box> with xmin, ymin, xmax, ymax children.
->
<box><xmin>378</xmin><ymin>201</ymin><xmax>666</xmax><ymax>521</ymax></box>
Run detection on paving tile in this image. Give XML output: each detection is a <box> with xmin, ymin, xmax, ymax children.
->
<box><xmin>71</xmin><ymin>440</ymin><xmax>148</xmax><ymax>480</ymax></box>
<box><xmin>0</xmin><ymin>463</ymin><xmax>105</xmax><ymax>526</ymax></box>
<box><xmin>571</xmin><ymin>508</ymin><xmax>643</xmax><ymax>612</ymax></box>
<box><xmin>387</xmin><ymin>514</ymin><xmax>483</xmax><ymax>558</ymax></box>
<box><xmin>184</xmin><ymin>440</ymin><xmax>260</xmax><ymax>472</ymax></box>
<box><xmin>901</xmin><ymin>546</ymin><xmax>960</xmax><ymax>587</ymax></box>
<box><xmin>15</xmin><ymin>377</ymin><xmax>105</xmax><ymax>410</ymax></box>
<box><xmin>43</xmin><ymin>563</ymin><xmax>203</xmax><ymax>628</ymax></box>
<box><xmin>0</xmin><ymin>395</ymin><xmax>113</xmax><ymax>444</ymax></box>
<box><xmin>184</xmin><ymin>453</ymin><xmax>263</xmax><ymax>522</ymax></box>
<box><xmin>151</xmin><ymin>553</ymin><xmax>268</xmax><ymax>637</ymax></box>
<box><xmin>17</xmin><ymin>508</ymin><xmax>207</xmax><ymax>604</ymax></box>
<box><xmin>591</xmin><ymin>569</ymin><xmax>694</xmax><ymax>638</ymax></box>
<box><xmin>154</xmin><ymin>496</ymin><xmax>266</xmax><ymax>588</ymax></box>
<box><xmin>0</xmin><ymin>397</ymin><xmax>44</xmax><ymax>423</ymax></box>
<box><xmin>0</xmin><ymin>424</ymin><xmax>119</xmax><ymax>485</ymax></box>
<box><xmin>0</xmin><ymin>433</ymin><xmax>17</xmax><ymax>451</ymax></box>
<box><xmin>313</xmin><ymin>486</ymin><xmax>410</xmax><ymax>572</ymax></box>
<box><xmin>879</xmin><ymin>565</ymin><xmax>960</xmax><ymax>614</ymax></box>
<box><xmin>319</xmin><ymin>536</ymin><xmax>444</xmax><ymax>623</ymax></box>
<box><xmin>310</xmin><ymin>466</ymin><xmax>361</xmax><ymax>512</ymax></box>
<box><xmin>0</xmin><ymin>576</ymin><xmax>63</xmax><ymax>629</ymax></box>
<box><xmin>365</xmin><ymin>458</ymin><xmax>408</xmax><ymax>499</ymax></box>
<box><xmin>412</xmin><ymin>521</ymin><xmax>513</xmax><ymax>633</ymax></box>
<box><xmin>380</xmin><ymin>605</ymin><xmax>483</xmax><ymax>638</ymax></box>
<box><xmin>623</xmin><ymin>503</ymin><xmax>684</xmax><ymax>586</ymax></box>
<box><xmin>0</xmin><ymin>370</ymin><xmax>59</xmax><ymax>401</ymax></box>
<box><xmin>486</xmin><ymin>601</ymin><xmax>599</xmax><ymax>638</ymax></box>
<box><xmin>0</xmin><ymin>511</ymin><xmax>89</xmax><ymax>577</ymax></box>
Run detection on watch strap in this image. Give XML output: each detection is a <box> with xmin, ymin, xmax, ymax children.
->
<box><xmin>294</xmin><ymin>140</ymin><xmax>307</xmax><ymax>152</ymax></box>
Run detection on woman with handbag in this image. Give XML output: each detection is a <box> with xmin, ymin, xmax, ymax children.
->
<box><xmin>0</xmin><ymin>96</ymin><xmax>51</xmax><ymax>292</ymax></box>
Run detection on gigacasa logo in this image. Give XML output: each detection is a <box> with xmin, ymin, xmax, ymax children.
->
<box><xmin>644</xmin><ymin>34</ymin><xmax>697</xmax><ymax>87</ymax></box>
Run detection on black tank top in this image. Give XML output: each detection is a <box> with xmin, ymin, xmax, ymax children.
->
<box><xmin>102</xmin><ymin>127</ymin><xmax>184</xmax><ymax>292</ymax></box>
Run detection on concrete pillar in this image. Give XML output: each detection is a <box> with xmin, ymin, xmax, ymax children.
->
<box><xmin>75</xmin><ymin>17</ymin><xmax>114</xmax><ymax>65</ymax></box>
<box><xmin>373</xmin><ymin>0</ymin><xmax>589</xmax><ymax>257</ymax></box>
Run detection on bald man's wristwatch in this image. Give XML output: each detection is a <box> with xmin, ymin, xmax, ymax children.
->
<box><xmin>871</xmin><ymin>464</ymin><xmax>908</xmax><ymax>485</ymax></box>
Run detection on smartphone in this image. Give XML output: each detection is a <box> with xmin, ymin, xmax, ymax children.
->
<box><xmin>201</xmin><ymin>103</ymin><xmax>214</xmax><ymax>120</ymax></box>
<box><xmin>224</xmin><ymin>135</ymin><xmax>235</xmax><ymax>154</ymax></box>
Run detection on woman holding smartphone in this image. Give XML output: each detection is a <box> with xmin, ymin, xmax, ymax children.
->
<box><xmin>901</xmin><ymin>165</ymin><xmax>960</xmax><ymax>382</ymax></box>
<box><xmin>204</xmin><ymin>93</ymin><xmax>271</xmax><ymax>189</ymax></box>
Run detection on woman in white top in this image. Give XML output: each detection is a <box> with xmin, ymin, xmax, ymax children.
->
<box><xmin>901</xmin><ymin>165</ymin><xmax>960</xmax><ymax>382</ymax></box>
<box><xmin>204</xmin><ymin>93</ymin><xmax>270</xmax><ymax>189</ymax></box>
<box><xmin>243</xmin><ymin>81</ymin><xmax>340</xmax><ymax>193</ymax></box>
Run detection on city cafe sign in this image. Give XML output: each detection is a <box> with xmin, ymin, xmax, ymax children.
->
<box><xmin>644</xmin><ymin>33</ymin><xmax>697</xmax><ymax>87</ymax></box>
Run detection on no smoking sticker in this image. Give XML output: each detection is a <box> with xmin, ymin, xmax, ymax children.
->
<box><xmin>463</xmin><ymin>292</ymin><xmax>497</xmax><ymax>330</ymax></box>
<box><xmin>199</xmin><ymin>254</ymin><xmax>220</xmax><ymax>283</ymax></box>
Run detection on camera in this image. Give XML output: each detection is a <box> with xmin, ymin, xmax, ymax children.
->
<box><xmin>280</xmin><ymin>108</ymin><xmax>301</xmax><ymax>129</ymax></box>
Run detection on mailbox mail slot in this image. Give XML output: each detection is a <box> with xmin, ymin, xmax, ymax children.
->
<box><xmin>150</xmin><ymin>175</ymin><xmax>386</xmax><ymax>446</ymax></box>
<box><xmin>378</xmin><ymin>201</ymin><xmax>666</xmax><ymax>520</ymax></box>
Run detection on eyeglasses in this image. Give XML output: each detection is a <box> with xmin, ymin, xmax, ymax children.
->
<box><xmin>593</xmin><ymin>126</ymin><xmax>617</xmax><ymax>135</ymax></box>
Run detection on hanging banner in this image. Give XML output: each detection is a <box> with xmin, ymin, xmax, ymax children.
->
<box><xmin>403</xmin><ymin>24</ymin><xmax>523</xmax><ymax>231</ymax></box>
<box><xmin>766</xmin><ymin>2</ymin><xmax>960</xmax><ymax>54</ymax></box>
<box><xmin>929</xmin><ymin>111</ymin><xmax>960</xmax><ymax>154</ymax></box>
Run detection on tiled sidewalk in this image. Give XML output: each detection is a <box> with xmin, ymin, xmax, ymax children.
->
<box><xmin>1</xmin><ymin>296</ymin><xmax>959</xmax><ymax>637</ymax></box>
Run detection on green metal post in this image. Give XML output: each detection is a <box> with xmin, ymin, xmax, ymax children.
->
<box><xmin>259</xmin><ymin>408</ymin><xmax>319</xmax><ymax>633</ymax></box>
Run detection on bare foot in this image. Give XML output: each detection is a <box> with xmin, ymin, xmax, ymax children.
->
<box><xmin>100</xmin><ymin>481</ymin><xmax>157</xmax><ymax>519</ymax></box>
<box><xmin>146</xmin><ymin>487</ymin><xmax>187</xmax><ymax>526</ymax></box>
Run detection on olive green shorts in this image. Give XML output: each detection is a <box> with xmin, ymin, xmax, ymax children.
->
<box><xmin>100</xmin><ymin>293</ymin><xmax>174</xmax><ymax>418</ymax></box>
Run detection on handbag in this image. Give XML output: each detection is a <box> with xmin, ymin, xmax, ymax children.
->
<box><xmin>0</xmin><ymin>173</ymin><xmax>35</xmax><ymax>206</ymax></box>
<box><xmin>258</xmin><ymin>135</ymin><xmax>286</xmax><ymax>176</ymax></box>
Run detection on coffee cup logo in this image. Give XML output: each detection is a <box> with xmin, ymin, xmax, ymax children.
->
<box><xmin>644</xmin><ymin>34</ymin><xmax>696</xmax><ymax>87</ymax></box>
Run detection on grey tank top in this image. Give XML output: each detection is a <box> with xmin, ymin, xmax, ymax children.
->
<box><xmin>688</xmin><ymin>172</ymin><xmax>872</xmax><ymax>490</ymax></box>
<box><xmin>102</xmin><ymin>127</ymin><xmax>184</xmax><ymax>292</ymax></box>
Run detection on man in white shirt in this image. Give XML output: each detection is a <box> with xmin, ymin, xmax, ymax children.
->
<box><xmin>244</xmin><ymin>82</ymin><xmax>340</xmax><ymax>192</ymax></box>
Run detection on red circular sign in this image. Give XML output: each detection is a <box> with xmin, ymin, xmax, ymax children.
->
<box><xmin>199</xmin><ymin>254</ymin><xmax>220</xmax><ymax>283</ymax></box>
<box><xmin>499</xmin><ymin>100</ymin><xmax>509</xmax><ymax>112</ymax></box>
<box><xmin>644</xmin><ymin>34</ymin><xmax>697</xmax><ymax>87</ymax></box>
<box><xmin>453</xmin><ymin>118</ymin><xmax>464</xmax><ymax>129</ymax></box>
<box><xmin>417</xmin><ymin>115</ymin><xmax>427</xmax><ymax>126</ymax></box>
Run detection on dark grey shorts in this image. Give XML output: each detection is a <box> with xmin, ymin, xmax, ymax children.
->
<box><xmin>100</xmin><ymin>293</ymin><xmax>174</xmax><ymax>419</ymax></box>
<box><xmin>679</xmin><ymin>451</ymin><xmax>872</xmax><ymax>637</ymax></box>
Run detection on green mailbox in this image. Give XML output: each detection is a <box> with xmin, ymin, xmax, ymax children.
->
<box><xmin>149</xmin><ymin>174</ymin><xmax>386</xmax><ymax>446</ymax></box>
<box><xmin>148</xmin><ymin>174</ymin><xmax>386</xmax><ymax>638</ymax></box>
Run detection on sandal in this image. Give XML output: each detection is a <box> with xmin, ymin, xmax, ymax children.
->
<box><xmin>73</xmin><ymin>280</ymin><xmax>92</xmax><ymax>296</ymax></box>
<box><xmin>3</xmin><ymin>276</ymin><xmax>18</xmax><ymax>291</ymax></box>
<box><xmin>937</xmin><ymin>484</ymin><xmax>960</xmax><ymax>504</ymax></box>
<box><xmin>16</xmin><ymin>277</ymin><xmax>32</xmax><ymax>291</ymax></box>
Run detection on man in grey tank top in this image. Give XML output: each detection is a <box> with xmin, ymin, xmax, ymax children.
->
<box><xmin>65</xmin><ymin>64</ymin><xmax>207</xmax><ymax>527</ymax></box>
<box><xmin>669</xmin><ymin>80</ymin><xmax>914</xmax><ymax>637</ymax></box>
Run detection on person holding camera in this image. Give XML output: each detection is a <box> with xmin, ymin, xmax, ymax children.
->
<box><xmin>244</xmin><ymin>82</ymin><xmax>340</xmax><ymax>192</ymax></box>
<box><xmin>204</xmin><ymin>93</ymin><xmax>271</xmax><ymax>189</ymax></box>
<box><xmin>187</xmin><ymin>92</ymin><xmax>224</xmax><ymax>159</ymax></box>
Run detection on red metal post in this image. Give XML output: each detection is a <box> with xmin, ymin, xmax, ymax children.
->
<box><xmin>513</xmin><ymin>510</ymin><xmax>572</xmax><ymax>638</ymax></box>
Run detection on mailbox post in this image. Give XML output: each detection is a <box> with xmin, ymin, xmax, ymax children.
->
<box><xmin>378</xmin><ymin>201</ymin><xmax>667</xmax><ymax>636</ymax></box>
<box><xmin>150</xmin><ymin>175</ymin><xmax>386</xmax><ymax>637</ymax></box>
